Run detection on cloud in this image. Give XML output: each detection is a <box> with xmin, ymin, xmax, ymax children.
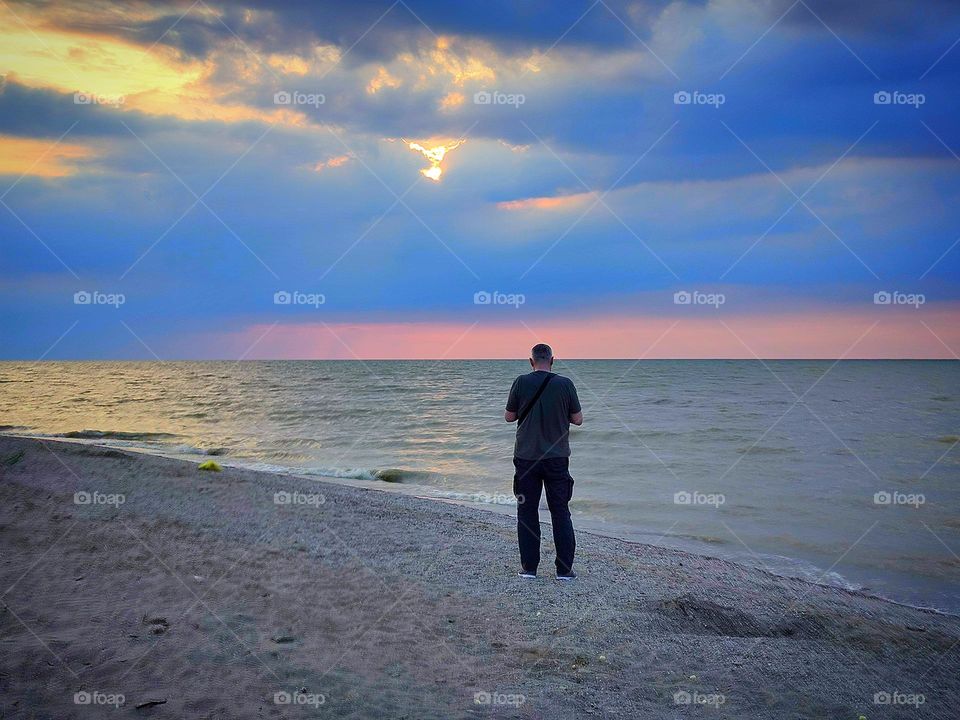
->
<box><xmin>312</xmin><ymin>153</ymin><xmax>352</xmax><ymax>171</ymax></box>
<box><xmin>770</xmin><ymin>0</ymin><xmax>960</xmax><ymax>36</ymax></box>
<box><xmin>497</xmin><ymin>190</ymin><xmax>594</xmax><ymax>211</ymax></box>
<box><xmin>0</xmin><ymin>134</ymin><xmax>95</xmax><ymax>176</ymax></box>
<box><xmin>366</xmin><ymin>65</ymin><xmax>402</xmax><ymax>94</ymax></box>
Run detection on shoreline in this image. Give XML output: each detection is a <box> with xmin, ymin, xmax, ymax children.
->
<box><xmin>2</xmin><ymin>435</ymin><xmax>959</xmax><ymax>718</ymax></box>
<box><xmin>6</xmin><ymin>431</ymin><xmax>953</xmax><ymax>619</ymax></box>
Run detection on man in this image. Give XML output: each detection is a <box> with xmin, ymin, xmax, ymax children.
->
<box><xmin>505</xmin><ymin>343</ymin><xmax>583</xmax><ymax>581</ymax></box>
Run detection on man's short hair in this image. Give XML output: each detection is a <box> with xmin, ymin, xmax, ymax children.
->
<box><xmin>531</xmin><ymin>343</ymin><xmax>553</xmax><ymax>363</ymax></box>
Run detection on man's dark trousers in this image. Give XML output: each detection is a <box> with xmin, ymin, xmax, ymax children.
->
<box><xmin>513</xmin><ymin>456</ymin><xmax>575</xmax><ymax>575</ymax></box>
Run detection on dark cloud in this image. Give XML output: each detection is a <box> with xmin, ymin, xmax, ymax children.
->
<box><xmin>771</xmin><ymin>0</ymin><xmax>960</xmax><ymax>37</ymax></box>
<box><xmin>0</xmin><ymin>80</ymin><xmax>149</xmax><ymax>138</ymax></box>
<box><xmin>16</xmin><ymin>0</ymin><xmax>682</xmax><ymax>63</ymax></box>
<box><xmin>20</xmin><ymin>0</ymin><xmax>958</xmax><ymax>70</ymax></box>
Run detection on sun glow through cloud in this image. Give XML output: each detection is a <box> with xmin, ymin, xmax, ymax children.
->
<box><xmin>403</xmin><ymin>138</ymin><xmax>465</xmax><ymax>181</ymax></box>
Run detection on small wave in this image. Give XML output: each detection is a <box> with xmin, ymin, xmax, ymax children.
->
<box><xmin>736</xmin><ymin>445</ymin><xmax>794</xmax><ymax>455</ymax></box>
<box><xmin>671</xmin><ymin>533</ymin><xmax>728</xmax><ymax>545</ymax></box>
<box><xmin>171</xmin><ymin>444</ymin><xmax>226</xmax><ymax>456</ymax></box>
<box><xmin>227</xmin><ymin>461</ymin><xmax>442</xmax><ymax>485</ymax></box>
<box><xmin>234</xmin><ymin>462</ymin><xmax>381</xmax><ymax>481</ymax></box>
<box><xmin>250</xmin><ymin>465</ymin><xmax>442</xmax><ymax>485</ymax></box>
<box><xmin>58</xmin><ymin>430</ymin><xmax>179</xmax><ymax>441</ymax></box>
<box><xmin>372</xmin><ymin>468</ymin><xmax>439</xmax><ymax>484</ymax></box>
<box><xmin>729</xmin><ymin>552</ymin><xmax>862</xmax><ymax>592</ymax></box>
<box><xmin>0</xmin><ymin>424</ymin><xmax>28</xmax><ymax>432</ymax></box>
<box><xmin>373</xmin><ymin>468</ymin><xmax>405</xmax><ymax>483</ymax></box>
<box><xmin>299</xmin><ymin>466</ymin><xmax>416</xmax><ymax>482</ymax></box>
<box><xmin>39</xmin><ymin>432</ymin><xmax>224</xmax><ymax>458</ymax></box>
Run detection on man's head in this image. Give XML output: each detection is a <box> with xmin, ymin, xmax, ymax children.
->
<box><xmin>530</xmin><ymin>343</ymin><xmax>554</xmax><ymax>370</ymax></box>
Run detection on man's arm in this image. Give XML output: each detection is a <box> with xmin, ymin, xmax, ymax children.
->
<box><xmin>568</xmin><ymin>380</ymin><xmax>583</xmax><ymax>426</ymax></box>
<box><xmin>505</xmin><ymin>377</ymin><xmax>520</xmax><ymax>423</ymax></box>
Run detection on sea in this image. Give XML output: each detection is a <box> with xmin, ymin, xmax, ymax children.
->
<box><xmin>1</xmin><ymin>360</ymin><xmax>958</xmax><ymax>613</ymax></box>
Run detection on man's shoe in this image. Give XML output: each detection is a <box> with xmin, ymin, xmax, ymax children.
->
<box><xmin>517</xmin><ymin>570</ymin><xmax>537</xmax><ymax>579</ymax></box>
<box><xmin>556</xmin><ymin>571</ymin><xmax>577</xmax><ymax>581</ymax></box>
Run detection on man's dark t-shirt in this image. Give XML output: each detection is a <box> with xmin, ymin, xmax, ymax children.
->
<box><xmin>506</xmin><ymin>371</ymin><xmax>581</xmax><ymax>460</ymax></box>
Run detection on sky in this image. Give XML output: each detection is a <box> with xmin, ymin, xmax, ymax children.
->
<box><xmin>1</xmin><ymin>0</ymin><xmax>959</xmax><ymax>359</ymax></box>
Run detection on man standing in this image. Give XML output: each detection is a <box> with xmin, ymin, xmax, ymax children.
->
<box><xmin>505</xmin><ymin>344</ymin><xmax>583</xmax><ymax>580</ymax></box>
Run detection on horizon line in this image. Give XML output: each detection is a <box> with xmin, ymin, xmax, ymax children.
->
<box><xmin>0</xmin><ymin>357</ymin><xmax>954</xmax><ymax>362</ymax></box>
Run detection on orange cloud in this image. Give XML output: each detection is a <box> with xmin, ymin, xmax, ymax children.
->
<box><xmin>313</xmin><ymin>154</ymin><xmax>352</xmax><ymax>172</ymax></box>
<box><xmin>0</xmin><ymin>135</ymin><xmax>95</xmax><ymax>177</ymax></box>
<box><xmin>367</xmin><ymin>66</ymin><xmax>402</xmax><ymax>94</ymax></box>
<box><xmin>0</xmin><ymin>14</ymin><xmax>203</xmax><ymax>100</ymax></box>
<box><xmin>438</xmin><ymin>91</ymin><xmax>465</xmax><ymax>110</ymax></box>
<box><xmin>0</xmin><ymin>9</ymin><xmax>317</xmax><ymax>128</ymax></box>
<box><xmin>369</xmin><ymin>35</ymin><xmax>502</xmax><ymax>101</ymax></box>
<box><xmin>497</xmin><ymin>191</ymin><xmax>595</xmax><ymax>211</ymax></box>
<box><xmin>267</xmin><ymin>53</ymin><xmax>311</xmax><ymax>76</ymax></box>
<box><xmin>423</xmin><ymin>36</ymin><xmax>496</xmax><ymax>87</ymax></box>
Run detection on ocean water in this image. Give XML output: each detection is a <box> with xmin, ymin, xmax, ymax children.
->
<box><xmin>1</xmin><ymin>360</ymin><xmax>958</xmax><ymax>613</ymax></box>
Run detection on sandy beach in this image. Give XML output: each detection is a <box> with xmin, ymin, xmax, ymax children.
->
<box><xmin>1</xmin><ymin>435</ymin><xmax>958</xmax><ymax>719</ymax></box>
